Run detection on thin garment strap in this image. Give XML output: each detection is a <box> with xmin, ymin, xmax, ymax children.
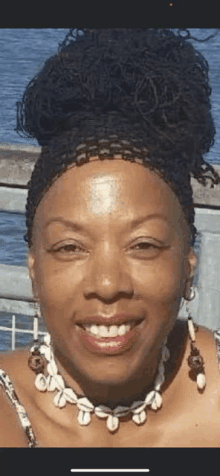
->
<box><xmin>0</xmin><ymin>369</ymin><xmax>39</xmax><ymax>447</ymax></box>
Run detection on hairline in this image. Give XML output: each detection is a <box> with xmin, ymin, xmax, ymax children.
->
<box><xmin>28</xmin><ymin>155</ymin><xmax>192</xmax><ymax>254</ymax></box>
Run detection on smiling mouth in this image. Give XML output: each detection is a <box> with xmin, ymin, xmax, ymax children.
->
<box><xmin>76</xmin><ymin>319</ymin><xmax>144</xmax><ymax>339</ymax></box>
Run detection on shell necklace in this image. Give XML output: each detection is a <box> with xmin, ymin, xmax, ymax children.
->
<box><xmin>29</xmin><ymin>333</ymin><xmax>170</xmax><ymax>433</ymax></box>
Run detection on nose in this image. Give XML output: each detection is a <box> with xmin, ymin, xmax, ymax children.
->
<box><xmin>83</xmin><ymin>246</ymin><xmax>133</xmax><ymax>301</ymax></box>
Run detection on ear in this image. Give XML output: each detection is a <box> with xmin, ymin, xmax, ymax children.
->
<box><xmin>27</xmin><ymin>252</ymin><xmax>38</xmax><ymax>299</ymax></box>
<box><xmin>188</xmin><ymin>248</ymin><xmax>198</xmax><ymax>277</ymax></box>
<box><xmin>185</xmin><ymin>247</ymin><xmax>198</xmax><ymax>285</ymax></box>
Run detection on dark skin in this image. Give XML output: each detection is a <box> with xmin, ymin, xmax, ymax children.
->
<box><xmin>1</xmin><ymin>156</ymin><xmax>220</xmax><ymax>447</ymax></box>
<box><xmin>28</xmin><ymin>157</ymin><xmax>197</xmax><ymax>405</ymax></box>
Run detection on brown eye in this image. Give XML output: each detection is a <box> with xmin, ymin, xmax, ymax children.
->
<box><xmin>51</xmin><ymin>244</ymin><xmax>85</xmax><ymax>254</ymax></box>
<box><xmin>132</xmin><ymin>242</ymin><xmax>159</xmax><ymax>251</ymax></box>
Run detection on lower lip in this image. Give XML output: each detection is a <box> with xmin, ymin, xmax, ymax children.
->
<box><xmin>76</xmin><ymin>325</ymin><xmax>141</xmax><ymax>355</ymax></box>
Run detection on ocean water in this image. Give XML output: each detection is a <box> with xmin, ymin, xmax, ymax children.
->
<box><xmin>0</xmin><ymin>28</ymin><xmax>220</xmax><ymax>351</ymax></box>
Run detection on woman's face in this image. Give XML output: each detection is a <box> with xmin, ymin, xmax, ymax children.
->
<box><xmin>28</xmin><ymin>158</ymin><xmax>197</xmax><ymax>387</ymax></box>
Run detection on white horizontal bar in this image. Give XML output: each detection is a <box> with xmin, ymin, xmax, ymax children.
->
<box><xmin>0</xmin><ymin>186</ymin><xmax>28</xmax><ymax>213</ymax></box>
<box><xmin>194</xmin><ymin>207</ymin><xmax>220</xmax><ymax>233</ymax></box>
<box><xmin>0</xmin><ymin>325</ymin><xmax>46</xmax><ymax>336</ymax></box>
<box><xmin>0</xmin><ymin>297</ymin><xmax>36</xmax><ymax>315</ymax></box>
<box><xmin>0</xmin><ymin>264</ymin><xmax>34</xmax><ymax>301</ymax></box>
<box><xmin>70</xmin><ymin>471</ymin><xmax>150</xmax><ymax>473</ymax></box>
<box><xmin>0</xmin><ymin>142</ymin><xmax>40</xmax><ymax>152</ymax></box>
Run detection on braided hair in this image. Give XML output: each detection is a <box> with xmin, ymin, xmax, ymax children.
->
<box><xmin>15</xmin><ymin>28</ymin><xmax>220</xmax><ymax>249</ymax></box>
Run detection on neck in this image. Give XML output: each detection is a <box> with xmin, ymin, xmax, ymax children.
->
<box><xmin>51</xmin><ymin>319</ymin><xmax>187</xmax><ymax>409</ymax></box>
<box><xmin>53</xmin><ymin>342</ymin><xmax>167</xmax><ymax>409</ymax></box>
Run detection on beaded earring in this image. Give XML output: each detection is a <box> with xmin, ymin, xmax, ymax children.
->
<box><xmin>28</xmin><ymin>302</ymin><xmax>47</xmax><ymax>374</ymax></box>
<box><xmin>186</xmin><ymin>286</ymin><xmax>206</xmax><ymax>391</ymax></box>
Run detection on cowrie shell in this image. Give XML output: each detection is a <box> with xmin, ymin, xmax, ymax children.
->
<box><xmin>151</xmin><ymin>392</ymin><xmax>162</xmax><ymax>410</ymax></box>
<box><xmin>145</xmin><ymin>390</ymin><xmax>156</xmax><ymax>405</ymax></box>
<box><xmin>77</xmin><ymin>410</ymin><xmax>91</xmax><ymax>426</ymax></box>
<box><xmin>158</xmin><ymin>362</ymin><xmax>165</xmax><ymax>376</ymax></box>
<box><xmin>52</xmin><ymin>374</ymin><xmax>65</xmax><ymax>390</ymax></box>
<box><xmin>46</xmin><ymin>375</ymin><xmax>57</xmax><ymax>392</ymax></box>
<box><xmin>113</xmin><ymin>406</ymin><xmax>130</xmax><ymax>417</ymax></box>
<box><xmin>53</xmin><ymin>391</ymin><xmax>66</xmax><ymax>408</ymax></box>
<box><xmin>47</xmin><ymin>361</ymin><xmax>58</xmax><ymax>376</ymax></box>
<box><xmin>132</xmin><ymin>410</ymin><xmax>147</xmax><ymax>425</ymax></box>
<box><xmin>39</xmin><ymin>345</ymin><xmax>51</xmax><ymax>361</ymax></box>
<box><xmin>162</xmin><ymin>345</ymin><xmax>170</xmax><ymax>362</ymax></box>
<box><xmin>130</xmin><ymin>401</ymin><xmax>147</xmax><ymax>414</ymax></box>
<box><xmin>35</xmin><ymin>373</ymin><xmax>47</xmax><ymax>392</ymax></box>
<box><xmin>107</xmin><ymin>415</ymin><xmax>119</xmax><ymax>432</ymax></box>
<box><xmin>154</xmin><ymin>372</ymin><xmax>165</xmax><ymax>391</ymax></box>
<box><xmin>63</xmin><ymin>388</ymin><xmax>78</xmax><ymax>404</ymax></box>
<box><xmin>94</xmin><ymin>406</ymin><xmax>112</xmax><ymax>418</ymax></box>
<box><xmin>77</xmin><ymin>397</ymin><xmax>94</xmax><ymax>412</ymax></box>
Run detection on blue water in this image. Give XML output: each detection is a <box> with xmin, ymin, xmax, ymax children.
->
<box><xmin>0</xmin><ymin>29</ymin><xmax>220</xmax><ymax>351</ymax></box>
<box><xmin>0</xmin><ymin>212</ymin><xmax>27</xmax><ymax>266</ymax></box>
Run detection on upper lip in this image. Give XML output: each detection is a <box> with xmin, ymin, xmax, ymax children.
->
<box><xmin>76</xmin><ymin>314</ymin><xmax>144</xmax><ymax>327</ymax></box>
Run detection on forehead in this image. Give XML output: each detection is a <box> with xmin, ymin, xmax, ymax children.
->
<box><xmin>36</xmin><ymin>158</ymin><xmax>183</xmax><ymax>225</ymax></box>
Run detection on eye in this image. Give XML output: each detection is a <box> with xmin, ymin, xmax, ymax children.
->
<box><xmin>133</xmin><ymin>241</ymin><xmax>158</xmax><ymax>250</ymax></box>
<box><xmin>50</xmin><ymin>243</ymin><xmax>85</xmax><ymax>254</ymax></box>
<box><xmin>129</xmin><ymin>241</ymin><xmax>161</xmax><ymax>256</ymax></box>
<box><xmin>132</xmin><ymin>242</ymin><xmax>159</xmax><ymax>251</ymax></box>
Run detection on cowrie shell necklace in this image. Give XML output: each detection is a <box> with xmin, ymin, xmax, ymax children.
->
<box><xmin>30</xmin><ymin>333</ymin><xmax>170</xmax><ymax>433</ymax></box>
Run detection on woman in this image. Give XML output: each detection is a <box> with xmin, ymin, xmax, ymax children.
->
<box><xmin>0</xmin><ymin>28</ymin><xmax>220</xmax><ymax>448</ymax></box>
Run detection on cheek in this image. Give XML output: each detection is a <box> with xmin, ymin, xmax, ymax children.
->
<box><xmin>134</xmin><ymin>249</ymin><xmax>185</xmax><ymax>302</ymax></box>
<box><xmin>34</xmin><ymin>251</ymin><xmax>83</xmax><ymax>308</ymax></box>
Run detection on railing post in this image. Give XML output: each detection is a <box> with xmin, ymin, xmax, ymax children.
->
<box><xmin>12</xmin><ymin>314</ymin><xmax>16</xmax><ymax>351</ymax></box>
<box><xmin>33</xmin><ymin>315</ymin><xmax>38</xmax><ymax>341</ymax></box>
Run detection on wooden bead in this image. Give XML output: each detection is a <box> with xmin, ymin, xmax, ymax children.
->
<box><xmin>28</xmin><ymin>353</ymin><xmax>45</xmax><ymax>374</ymax></box>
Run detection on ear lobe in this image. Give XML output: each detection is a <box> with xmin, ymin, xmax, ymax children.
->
<box><xmin>27</xmin><ymin>253</ymin><xmax>35</xmax><ymax>279</ymax></box>
<box><xmin>186</xmin><ymin>248</ymin><xmax>198</xmax><ymax>279</ymax></box>
<box><xmin>27</xmin><ymin>253</ymin><xmax>38</xmax><ymax>297</ymax></box>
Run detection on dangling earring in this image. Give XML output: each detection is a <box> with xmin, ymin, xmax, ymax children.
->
<box><xmin>185</xmin><ymin>286</ymin><xmax>206</xmax><ymax>391</ymax></box>
<box><xmin>28</xmin><ymin>301</ymin><xmax>46</xmax><ymax>374</ymax></box>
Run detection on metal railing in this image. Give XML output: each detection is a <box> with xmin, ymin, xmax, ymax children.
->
<box><xmin>0</xmin><ymin>314</ymin><xmax>47</xmax><ymax>351</ymax></box>
<box><xmin>0</xmin><ymin>262</ymin><xmax>44</xmax><ymax>350</ymax></box>
<box><xmin>0</xmin><ymin>144</ymin><xmax>44</xmax><ymax>349</ymax></box>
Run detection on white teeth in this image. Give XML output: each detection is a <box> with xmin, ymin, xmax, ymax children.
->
<box><xmin>108</xmin><ymin>325</ymin><xmax>119</xmax><ymax>337</ymax></box>
<box><xmin>89</xmin><ymin>325</ymin><xmax>99</xmax><ymax>336</ymax></box>
<box><xmin>118</xmin><ymin>324</ymin><xmax>126</xmax><ymax>336</ymax></box>
<box><xmin>97</xmin><ymin>341</ymin><xmax>120</xmax><ymax>348</ymax></box>
<box><xmin>84</xmin><ymin>323</ymin><xmax>132</xmax><ymax>337</ymax></box>
<box><xmin>99</xmin><ymin>325</ymin><xmax>110</xmax><ymax>337</ymax></box>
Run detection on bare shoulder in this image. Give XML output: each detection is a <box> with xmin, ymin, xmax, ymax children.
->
<box><xmin>0</xmin><ymin>347</ymin><xmax>30</xmax><ymax>382</ymax></box>
<box><xmin>0</xmin><ymin>347</ymin><xmax>32</xmax><ymax>447</ymax></box>
<box><xmin>0</xmin><ymin>382</ymin><xmax>29</xmax><ymax>447</ymax></box>
<box><xmin>196</xmin><ymin>323</ymin><xmax>218</xmax><ymax>353</ymax></box>
<box><xmin>0</xmin><ymin>346</ymin><xmax>33</xmax><ymax>396</ymax></box>
<box><xmin>194</xmin><ymin>324</ymin><xmax>219</xmax><ymax>365</ymax></box>
<box><xmin>195</xmin><ymin>324</ymin><xmax>220</xmax><ymax>396</ymax></box>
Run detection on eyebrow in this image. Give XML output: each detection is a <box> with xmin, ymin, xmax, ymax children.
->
<box><xmin>45</xmin><ymin>213</ymin><xmax>169</xmax><ymax>232</ymax></box>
